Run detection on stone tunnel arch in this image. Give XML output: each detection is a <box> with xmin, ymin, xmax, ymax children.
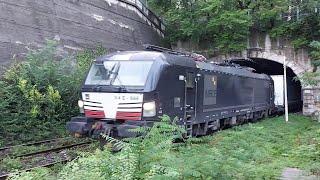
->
<box><xmin>229</xmin><ymin>50</ymin><xmax>310</xmax><ymax>113</ymax></box>
<box><xmin>179</xmin><ymin>32</ymin><xmax>315</xmax><ymax>115</ymax></box>
<box><xmin>246</xmin><ymin>50</ymin><xmax>309</xmax><ymax>77</ymax></box>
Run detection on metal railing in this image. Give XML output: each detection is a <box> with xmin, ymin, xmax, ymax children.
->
<box><xmin>281</xmin><ymin>4</ymin><xmax>320</xmax><ymax>21</ymax></box>
<box><xmin>118</xmin><ymin>0</ymin><xmax>165</xmax><ymax>37</ymax></box>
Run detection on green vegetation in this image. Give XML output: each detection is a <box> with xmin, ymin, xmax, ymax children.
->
<box><xmin>149</xmin><ymin>0</ymin><xmax>320</xmax><ymax>85</ymax></box>
<box><xmin>11</xmin><ymin>114</ymin><xmax>320</xmax><ymax>179</ymax></box>
<box><xmin>0</xmin><ymin>40</ymin><xmax>106</xmax><ymax>145</ymax></box>
<box><xmin>8</xmin><ymin>145</ymin><xmax>47</xmax><ymax>157</ymax></box>
<box><xmin>149</xmin><ymin>0</ymin><xmax>320</xmax><ymax>53</ymax></box>
<box><xmin>1</xmin><ymin>157</ymin><xmax>23</xmax><ymax>172</ymax></box>
<box><xmin>294</xmin><ymin>40</ymin><xmax>320</xmax><ymax>86</ymax></box>
<box><xmin>0</xmin><ymin>139</ymin><xmax>100</xmax><ymax>176</ymax></box>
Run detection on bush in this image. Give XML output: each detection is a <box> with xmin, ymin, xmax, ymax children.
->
<box><xmin>0</xmin><ymin>40</ymin><xmax>106</xmax><ymax>144</ymax></box>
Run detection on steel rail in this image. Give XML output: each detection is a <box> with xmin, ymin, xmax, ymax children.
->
<box><xmin>15</xmin><ymin>141</ymin><xmax>92</xmax><ymax>158</ymax></box>
<box><xmin>0</xmin><ymin>137</ymin><xmax>73</xmax><ymax>151</ymax></box>
<box><xmin>0</xmin><ymin>141</ymin><xmax>93</xmax><ymax>179</ymax></box>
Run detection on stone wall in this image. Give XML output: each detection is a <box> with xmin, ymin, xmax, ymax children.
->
<box><xmin>303</xmin><ymin>87</ymin><xmax>320</xmax><ymax>119</ymax></box>
<box><xmin>173</xmin><ymin>31</ymin><xmax>319</xmax><ymax>116</ymax></box>
<box><xmin>174</xmin><ymin>31</ymin><xmax>312</xmax><ymax>76</ymax></box>
<box><xmin>0</xmin><ymin>0</ymin><xmax>163</xmax><ymax>70</ymax></box>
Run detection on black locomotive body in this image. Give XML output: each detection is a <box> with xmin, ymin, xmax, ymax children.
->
<box><xmin>67</xmin><ymin>47</ymin><xmax>275</xmax><ymax>138</ymax></box>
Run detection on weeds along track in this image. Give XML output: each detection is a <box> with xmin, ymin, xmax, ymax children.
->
<box><xmin>0</xmin><ymin>138</ymin><xmax>94</xmax><ymax>179</ymax></box>
<box><xmin>9</xmin><ymin>141</ymin><xmax>91</xmax><ymax>159</ymax></box>
<box><xmin>0</xmin><ymin>159</ymin><xmax>69</xmax><ymax>179</ymax></box>
<box><xmin>0</xmin><ymin>137</ymin><xmax>70</xmax><ymax>151</ymax></box>
<box><xmin>0</xmin><ymin>137</ymin><xmax>73</xmax><ymax>157</ymax></box>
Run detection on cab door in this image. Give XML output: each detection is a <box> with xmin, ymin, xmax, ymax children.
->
<box><xmin>184</xmin><ymin>71</ymin><xmax>196</xmax><ymax>121</ymax></box>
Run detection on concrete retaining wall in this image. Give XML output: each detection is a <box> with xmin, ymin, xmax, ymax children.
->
<box><xmin>0</xmin><ymin>0</ymin><xmax>163</xmax><ymax>69</ymax></box>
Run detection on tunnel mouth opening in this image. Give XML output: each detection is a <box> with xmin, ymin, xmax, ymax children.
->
<box><xmin>230</xmin><ymin>58</ymin><xmax>303</xmax><ymax>113</ymax></box>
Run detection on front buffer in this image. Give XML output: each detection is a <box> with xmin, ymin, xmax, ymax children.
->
<box><xmin>67</xmin><ymin>117</ymin><xmax>150</xmax><ymax>138</ymax></box>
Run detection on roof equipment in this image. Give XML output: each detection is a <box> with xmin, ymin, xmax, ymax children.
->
<box><xmin>143</xmin><ymin>44</ymin><xmax>207</xmax><ymax>62</ymax></box>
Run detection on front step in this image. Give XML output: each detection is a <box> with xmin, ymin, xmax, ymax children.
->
<box><xmin>185</xmin><ymin>121</ymin><xmax>193</xmax><ymax>137</ymax></box>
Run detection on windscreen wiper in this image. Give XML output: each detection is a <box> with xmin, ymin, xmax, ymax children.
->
<box><xmin>110</xmin><ymin>62</ymin><xmax>127</xmax><ymax>92</ymax></box>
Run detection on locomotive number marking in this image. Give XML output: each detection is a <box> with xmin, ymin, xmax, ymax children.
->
<box><xmin>203</xmin><ymin>75</ymin><xmax>218</xmax><ymax>105</ymax></box>
<box><xmin>114</xmin><ymin>95</ymin><xmax>140</xmax><ymax>101</ymax></box>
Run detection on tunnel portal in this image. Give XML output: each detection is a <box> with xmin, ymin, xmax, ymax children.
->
<box><xmin>230</xmin><ymin>58</ymin><xmax>303</xmax><ymax>112</ymax></box>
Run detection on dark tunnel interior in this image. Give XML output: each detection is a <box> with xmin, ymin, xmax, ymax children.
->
<box><xmin>230</xmin><ymin>58</ymin><xmax>303</xmax><ymax>112</ymax></box>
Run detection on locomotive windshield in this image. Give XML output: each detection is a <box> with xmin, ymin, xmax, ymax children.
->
<box><xmin>85</xmin><ymin>61</ymin><xmax>153</xmax><ymax>86</ymax></box>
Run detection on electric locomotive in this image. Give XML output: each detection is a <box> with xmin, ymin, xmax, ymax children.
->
<box><xmin>67</xmin><ymin>45</ymin><xmax>275</xmax><ymax>138</ymax></box>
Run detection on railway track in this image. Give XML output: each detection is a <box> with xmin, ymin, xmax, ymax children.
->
<box><xmin>0</xmin><ymin>138</ymin><xmax>94</xmax><ymax>179</ymax></box>
<box><xmin>0</xmin><ymin>137</ymin><xmax>92</xmax><ymax>159</ymax></box>
<box><xmin>0</xmin><ymin>137</ymin><xmax>72</xmax><ymax>152</ymax></box>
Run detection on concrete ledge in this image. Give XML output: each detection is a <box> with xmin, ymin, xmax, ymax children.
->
<box><xmin>281</xmin><ymin>168</ymin><xmax>318</xmax><ymax>180</ymax></box>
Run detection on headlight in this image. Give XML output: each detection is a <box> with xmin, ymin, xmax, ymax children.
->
<box><xmin>78</xmin><ymin>100</ymin><xmax>84</xmax><ymax>113</ymax></box>
<box><xmin>78</xmin><ymin>100</ymin><xmax>84</xmax><ymax>108</ymax></box>
<box><xmin>143</xmin><ymin>101</ymin><xmax>156</xmax><ymax>117</ymax></box>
